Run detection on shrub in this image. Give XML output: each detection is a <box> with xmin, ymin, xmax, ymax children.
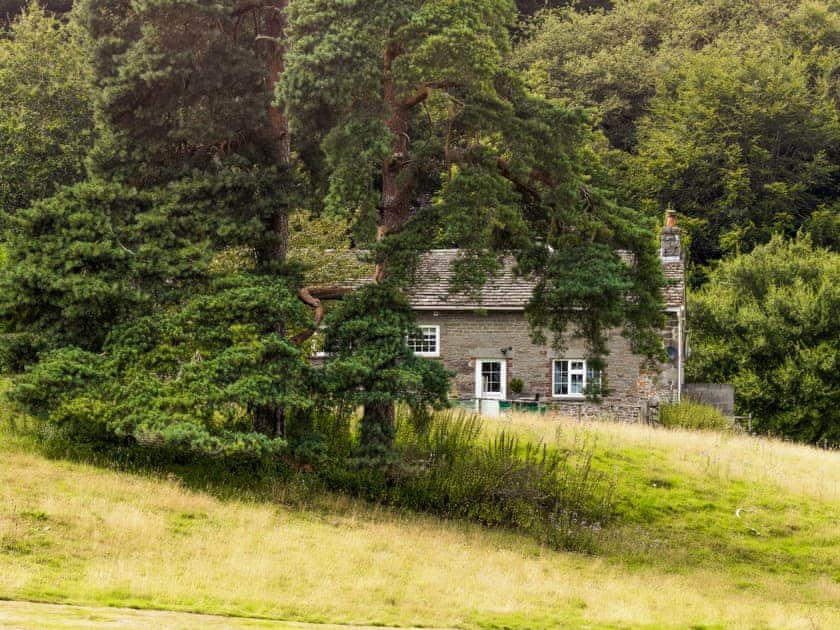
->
<box><xmin>687</xmin><ymin>236</ymin><xmax>840</xmax><ymax>444</ymax></box>
<box><xmin>660</xmin><ymin>400</ymin><xmax>731</xmax><ymax>432</ymax></box>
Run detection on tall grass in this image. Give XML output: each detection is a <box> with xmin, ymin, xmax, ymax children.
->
<box><xmin>318</xmin><ymin>409</ymin><xmax>615</xmax><ymax>552</ymax></box>
<box><xmin>660</xmin><ymin>399</ymin><xmax>731</xmax><ymax>431</ymax></box>
<box><xmin>3</xmin><ymin>407</ymin><xmax>840</xmax><ymax>629</ymax></box>
<box><xmin>7</xmin><ymin>398</ymin><xmax>615</xmax><ymax>552</ymax></box>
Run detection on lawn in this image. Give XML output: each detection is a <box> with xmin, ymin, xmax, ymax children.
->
<box><xmin>1</xmin><ymin>410</ymin><xmax>838</xmax><ymax>629</ymax></box>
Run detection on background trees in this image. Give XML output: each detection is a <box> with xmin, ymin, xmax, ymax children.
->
<box><xmin>514</xmin><ymin>1</ymin><xmax>840</xmax><ymax>439</ymax></box>
<box><xmin>632</xmin><ymin>37</ymin><xmax>840</xmax><ymax>267</ymax></box>
<box><xmin>516</xmin><ymin>0</ymin><xmax>840</xmax><ymax>269</ymax></box>
<box><xmin>0</xmin><ymin>2</ymin><xmax>93</xmax><ymax>216</ymax></box>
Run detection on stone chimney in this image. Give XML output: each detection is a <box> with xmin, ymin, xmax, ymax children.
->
<box><xmin>660</xmin><ymin>209</ymin><xmax>682</xmax><ymax>261</ymax></box>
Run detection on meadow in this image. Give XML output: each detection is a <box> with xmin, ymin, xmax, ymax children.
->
<box><xmin>1</xmin><ymin>409</ymin><xmax>838</xmax><ymax>629</ymax></box>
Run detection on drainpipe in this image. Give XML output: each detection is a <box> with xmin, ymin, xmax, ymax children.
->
<box><xmin>677</xmin><ymin>307</ymin><xmax>684</xmax><ymax>403</ymax></box>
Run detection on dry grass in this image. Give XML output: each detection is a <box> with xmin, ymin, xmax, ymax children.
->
<box><xmin>1</xmin><ymin>414</ymin><xmax>839</xmax><ymax>629</ymax></box>
<box><xmin>498</xmin><ymin>412</ymin><xmax>840</xmax><ymax>503</ymax></box>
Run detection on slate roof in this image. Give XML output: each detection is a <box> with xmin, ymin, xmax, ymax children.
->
<box><xmin>405</xmin><ymin>249</ymin><xmax>684</xmax><ymax>310</ymax></box>
<box><xmin>339</xmin><ymin>248</ymin><xmax>685</xmax><ymax>310</ymax></box>
<box><xmin>408</xmin><ymin>249</ymin><xmax>536</xmax><ymax>310</ymax></box>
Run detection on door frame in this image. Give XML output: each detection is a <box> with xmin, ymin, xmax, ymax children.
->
<box><xmin>474</xmin><ymin>358</ymin><xmax>507</xmax><ymax>400</ymax></box>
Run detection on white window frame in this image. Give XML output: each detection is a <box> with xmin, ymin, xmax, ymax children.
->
<box><xmin>552</xmin><ymin>359</ymin><xmax>601</xmax><ymax>399</ymax></box>
<box><xmin>475</xmin><ymin>359</ymin><xmax>507</xmax><ymax>400</ymax></box>
<box><xmin>407</xmin><ymin>325</ymin><xmax>440</xmax><ymax>357</ymax></box>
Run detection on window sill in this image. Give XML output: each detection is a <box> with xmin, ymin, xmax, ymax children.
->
<box><xmin>414</xmin><ymin>352</ymin><xmax>440</xmax><ymax>358</ymax></box>
<box><xmin>552</xmin><ymin>395</ymin><xmax>586</xmax><ymax>400</ymax></box>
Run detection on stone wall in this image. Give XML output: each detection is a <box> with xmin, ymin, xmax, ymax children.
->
<box><xmin>684</xmin><ymin>383</ymin><xmax>735</xmax><ymax>416</ymax></box>
<box><xmin>416</xmin><ymin>310</ymin><xmax>681</xmax><ymax>421</ymax></box>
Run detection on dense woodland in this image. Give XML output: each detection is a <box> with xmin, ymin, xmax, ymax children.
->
<box><xmin>0</xmin><ymin>0</ymin><xmax>837</xmax><ymax>471</ymax></box>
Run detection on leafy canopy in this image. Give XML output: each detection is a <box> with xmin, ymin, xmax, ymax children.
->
<box><xmin>687</xmin><ymin>235</ymin><xmax>840</xmax><ymax>444</ymax></box>
<box><xmin>0</xmin><ymin>1</ymin><xmax>93</xmax><ymax>216</ymax></box>
<box><xmin>11</xmin><ymin>273</ymin><xmax>312</xmax><ymax>458</ymax></box>
<box><xmin>516</xmin><ymin>0</ymin><xmax>840</xmax><ymax>269</ymax></box>
<box><xmin>632</xmin><ymin>34</ymin><xmax>840</xmax><ymax>266</ymax></box>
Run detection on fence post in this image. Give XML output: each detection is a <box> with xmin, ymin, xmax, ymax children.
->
<box><xmin>576</xmin><ymin>404</ymin><xmax>582</xmax><ymax>423</ymax></box>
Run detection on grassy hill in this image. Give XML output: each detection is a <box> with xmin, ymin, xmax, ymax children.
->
<box><xmin>1</xmin><ymin>410</ymin><xmax>838</xmax><ymax>629</ymax></box>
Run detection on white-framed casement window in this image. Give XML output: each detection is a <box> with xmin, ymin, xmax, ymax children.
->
<box><xmin>407</xmin><ymin>325</ymin><xmax>440</xmax><ymax>357</ymax></box>
<box><xmin>552</xmin><ymin>359</ymin><xmax>601</xmax><ymax>398</ymax></box>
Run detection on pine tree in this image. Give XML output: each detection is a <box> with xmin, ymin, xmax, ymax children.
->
<box><xmin>78</xmin><ymin>0</ymin><xmax>293</xmax><ymax>267</ymax></box>
<box><xmin>3</xmin><ymin>1</ymin><xmax>307</xmax><ymax>447</ymax></box>
<box><xmin>281</xmin><ymin>0</ymin><xmax>665</xmax><ymax>450</ymax></box>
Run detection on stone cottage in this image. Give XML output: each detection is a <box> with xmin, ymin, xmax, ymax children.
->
<box><xmin>403</xmin><ymin>219</ymin><xmax>686</xmax><ymax>421</ymax></box>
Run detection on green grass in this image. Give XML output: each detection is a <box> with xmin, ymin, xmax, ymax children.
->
<box><xmin>1</xmin><ymin>406</ymin><xmax>839</xmax><ymax>629</ymax></box>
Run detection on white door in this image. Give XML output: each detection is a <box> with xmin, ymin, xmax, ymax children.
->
<box><xmin>475</xmin><ymin>359</ymin><xmax>506</xmax><ymax>400</ymax></box>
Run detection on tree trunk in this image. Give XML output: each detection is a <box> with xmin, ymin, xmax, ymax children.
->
<box><xmin>254</xmin><ymin>404</ymin><xmax>285</xmax><ymax>438</ymax></box>
<box><xmin>265</xmin><ymin>1</ymin><xmax>291</xmax><ymax>165</ymax></box>
<box><xmin>254</xmin><ymin>1</ymin><xmax>291</xmax><ymax>434</ymax></box>
<box><xmin>265</xmin><ymin>0</ymin><xmax>291</xmax><ymax>264</ymax></box>
<box><xmin>363</xmin><ymin>40</ymin><xmax>417</xmax><ymax>441</ymax></box>
<box><xmin>359</xmin><ymin>401</ymin><xmax>396</xmax><ymax>459</ymax></box>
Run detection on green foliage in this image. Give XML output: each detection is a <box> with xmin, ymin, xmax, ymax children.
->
<box><xmin>517</xmin><ymin>0</ymin><xmax>840</xmax><ymax>268</ymax></box>
<box><xmin>281</xmin><ymin>0</ymin><xmax>518</xmax><ymax>216</ymax></box>
<box><xmin>516</xmin><ymin>0</ymin><xmax>799</xmax><ymax>152</ymax></box>
<box><xmin>509</xmin><ymin>377</ymin><xmax>524</xmax><ymax>395</ymax></box>
<box><xmin>320</xmin><ymin>284</ymin><xmax>452</xmax><ymax>465</ymax></box>
<box><xmin>0</xmin><ymin>182</ymin><xmax>145</xmax><ymax>367</ymax></box>
<box><xmin>515</xmin><ymin>0</ymin><xmax>610</xmax><ymax>16</ymax></box>
<box><xmin>282</xmin><ymin>0</ymin><xmax>666</xmax><ymax>361</ymax></box>
<box><xmin>0</xmin><ymin>170</ymin><xmax>290</xmax><ymax>369</ymax></box>
<box><xmin>11</xmin><ymin>274</ymin><xmax>312</xmax><ymax>459</ymax></box>
<box><xmin>687</xmin><ymin>235</ymin><xmax>840</xmax><ymax>444</ymax></box>
<box><xmin>77</xmin><ymin>0</ymin><xmax>281</xmax><ymax>187</ymax></box>
<box><xmin>660</xmin><ymin>400</ymin><xmax>731</xmax><ymax>432</ymax></box>
<box><xmin>287</xmin><ymin>212</ymin><xmax>370</xmax><ymax>285</ymax></box>
<box><xmin>0</xmin><ymin>2</ymin><xmax>93</xmax><ymax>216</ymax></box>
<box><xmin>633</xmin><ymin>36</ymin><xmax>840</xmax><ymax>265</ymax></box>
<box><xmin>0</xmin><ymin>1</ymin><xmax>72</xmax><ymax>22</ymax></box>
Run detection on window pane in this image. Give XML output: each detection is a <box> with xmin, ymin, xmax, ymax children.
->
<box><xmin>569</xmin><ymin>360</ymin><xmax>585</xmax><ymax>395</ymax></box>
<box><xmin>482</xmin><ymin>362</ymin><xmax>501</xmax><ymax>394</ymax></box>
<box><xmin>424</xmin><ymin>328</ymin><xmax>437</xmax><ymax>353</ymax></box>
<box><xmin>408</xmin><ymin>326</ymin><xmax>438</xmax><ymax>354</ymax></box>
<box><xmin>554</xmin><ymin>360</ymin><xmax>569</xmax><ymax>396</ymax></box>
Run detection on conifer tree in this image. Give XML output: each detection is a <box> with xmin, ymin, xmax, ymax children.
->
<box><xmin>78</xmin><ymin>0</ymin><xmax>292</xmax><ymax>266</ymax></box>
<box><xmin>2</xmin><ymin>1</ymin><xmax>307</xmax><ymax>449</ymax></box>
<box><xmin>281</xmin><ymin>0</ymin><xmax>664</xmax><ymax>446</ymax></box>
